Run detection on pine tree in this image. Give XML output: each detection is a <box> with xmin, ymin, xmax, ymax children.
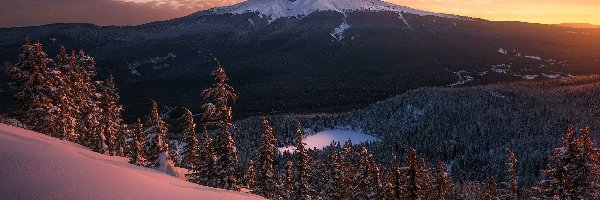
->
<box><xmin>99</xmin><ymin>74</ymin><xmax>124</xmax><ymax>155</ymax></box>
<box><xmin>115</xmin><ymin>124</ymin><xmax>129</xmax><ymax>157</ymax></box>
<box><xmin>292</xmin><ymin>122</ymin><xmax>311</xmax><ymax>200</ymax></box>
<box><xmin>501</xmin><ymin>148</ymin><xmax>518</xmax><ymax>200</ymax></box>
<box><xmin>577</xmin><ymin>126</ymin><xmax>600</xmax><ymax>199</ymax></box>
<box><xmin>283</xmin><ymin>159</ymin><xmax>295</xmax><ymax>199</ymax></box>
<box><xmin>189</xmin><ymin>125</ymin><xmax>217</xmax><ymax>186</ymax></box>
<box><xmin>384</xmin><ymin>154</ymin><xmax>403</xmax><ymax>200</ymax></box>
<box><xmin>181</xmin><ymin>108</ymin><xmax>200</xmax><ymax>169</ymax></box>
<box><xmin>129</xmin><ymin>118</ymin><xmax>146</xmax><ymax>165</ymax></box>
<box><xmin>5</xmin><ymin>41</ymin><xmax>57</xmax><ymax>135</ymax></box>
<box><xmin>253</xmin><ymin>117</ymin><xmax>278</xmax><ymax>199</ymax></box>
<box><xmin>483</xmin><ymin>176</ymin><xmax>498</xmax><ymax>200</ymax></box>
<box><xmin>244</xmin><ymin>159</ymin><xmax>257</xmax><ymax>190</ymax></box>
<box><xmin>144</xmin><ymin>100</ymin><xmax>170</xmax><ymax>168</ymax></box>
<box><xmin>340</xmin><ymin>139</ymin><xmax>356</xmax><ymax>199</ymax></box>
<box><xmin>432</xmin><ymin>160</ymin><xmax>453</xmax><ymax>200</ymax></box>
<box><xmin>200</xmin><ymin>58</ymin><xmax>239</xmax><ymax>190</ymax></box>
<box><xmin>402</xmin><ymin>147</ymin><xmax>428</xmax><ymax>200</ymax></box>
<box><xmin>538</xmin><ymin>125</ymin><xmax>600</xmax><ymax>199</ymax></box>
<box><xmin>354</xmin><ymin>146</ymin><xmax>382</xmax><ymax>200</ymax></box>
<box><xmin>321</xmin><ymin>142</ymin><xmax>344</xmax><ymax>200</ymax></box>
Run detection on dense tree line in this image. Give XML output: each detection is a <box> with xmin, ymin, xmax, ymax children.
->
<box><xmin>3</xmin><ymin>40</ymin><xmax>599</xmax><ymax>199</ymax></box>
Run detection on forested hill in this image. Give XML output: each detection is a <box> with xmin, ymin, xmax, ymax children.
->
<box><xmin>234</xmin><ymin>75</ymin><xmax>600</xmax><ymax>185</ymax></box>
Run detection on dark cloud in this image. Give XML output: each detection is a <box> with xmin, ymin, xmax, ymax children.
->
<box><xmin>0</xmin><ymin>0</ymin><xmax>240</xmax><ymax>27</ymax></box>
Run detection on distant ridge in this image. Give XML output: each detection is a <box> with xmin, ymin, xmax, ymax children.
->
<box><xmin>558</xmin><ymin>23</ymin><xmax>600</xmax><ymax>29</ymax></box>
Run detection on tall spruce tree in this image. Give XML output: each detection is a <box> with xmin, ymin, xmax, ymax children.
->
<box><xmin>402</xmin><ymin>147</ymin><xmax>428</xmax><ymax>200</ymax></box>
<box><xmin>501</xmin><ymin>148</ymin><xmax>518</xmax><ymax>200</ymax></box>
<box><xmin>292</xmin><ymin>122</ymin><xmax>311</xmax><ymax>200</ymax></box>
<box><xmin>200</xmin><ymin>58</ymin><xmax>239</xmax><ymax>190</ymax></box>
<box><xmin>5</xmin><ymin>41</ymin><xmax>56</xmax><ymax>134</ymax></box>
<box><xmin>181</xmin><ymin>108</ymin><xmax>200</xmax><ymax>169</ymax></box>
<box><xmin>340</xmin><ymin>139</ymin><xmax>356</xmax><ymax>199</ymax></box>
<box><xmin>384</xmin><ymin>154</ymin><xmax>403</xmax><ymax>200</ymax></box>
<box><xmin>253</xmin><ymin>117</ymin><xmax>278</xmax><ymax>198</ymax></box>
<box><xmin>98</xmin><ymin>74</ymin><xmax>123</xmax><ymax>155</ymax></box>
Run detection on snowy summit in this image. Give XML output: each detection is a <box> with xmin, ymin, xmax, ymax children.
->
<box><xmin>211</xmin><ymin>0</ymin><xmax>454</xmax><ymax>21</ymax></box>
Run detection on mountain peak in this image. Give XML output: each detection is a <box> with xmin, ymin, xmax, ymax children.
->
<box><xmin>210</xmin><ymin>0</ymin><xmax>454</xmax><ymax>21</ymax></box>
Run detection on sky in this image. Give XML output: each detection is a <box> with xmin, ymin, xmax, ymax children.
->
<box><xmin>1</xmin><ymin>0</ymin><xmax>599</xmax><ymax>27</ymax></box>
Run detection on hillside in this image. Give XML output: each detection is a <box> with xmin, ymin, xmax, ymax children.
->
<box><xmin>0</xmin><ymin>123</ymin><xmax>263</xmax><ymax>200</ymax></box>
<box><xmin>233</xmin><ymin>76</ymin><xmax>600</xmax><ymax>185</ymax></box>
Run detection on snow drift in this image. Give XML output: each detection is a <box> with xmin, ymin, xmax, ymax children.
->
<box><xmin>0</xmin><ymin>123</ymin><xmax>263</xmax><ymax>200</ymax></box>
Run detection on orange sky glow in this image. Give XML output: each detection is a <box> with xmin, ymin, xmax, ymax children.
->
<box><xmin>390</xmin><ymin>0</ymin><xmax>600</xmax><ymax>25</ymax></box>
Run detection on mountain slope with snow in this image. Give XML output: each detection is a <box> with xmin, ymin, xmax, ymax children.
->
<box><xmin>0</xmin><ymin>123</ymin><xmax>263</xmax><ymax>200</ymax></box>
<box><xmin>210</xmin><ymin>0</ymin><xmax>455</xmax><ymax>21</ymax></box>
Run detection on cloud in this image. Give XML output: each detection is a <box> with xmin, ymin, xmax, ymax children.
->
<box><xmin>0</xmin><ymin>0</ymin><xmax>240</xmax><ymax>27</ymax></box>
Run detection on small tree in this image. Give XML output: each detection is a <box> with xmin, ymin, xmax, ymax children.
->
<box><xmin>188</xmin><ymin>126</ymin><xmax>217</xmax><ymax>186</ymax></box>
<box><xmin>144</xmin><ymin>100</ymin><xmax>170</xmax><ymax>168</ymax></box>
<box><xmin>129</xmin><ymin>118</ymin><xmax>146</xmax><ymax>166</ymax></box>
<box><xmin>180</xmin><ymin>108</ymin><xmax>200</xmax><ymax>169</ymax></box>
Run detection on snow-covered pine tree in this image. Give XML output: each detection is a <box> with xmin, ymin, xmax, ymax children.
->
<box><xmin>69</xmin><ymin>49</ymin><xmax>101</xmax><ymax>149</ymax></box>
<box><xmin>5</xmin><ymin>41</ymin><xmax>56</xmax><ymax>134</ymax></box>
<box><xmin>98</xmin><ymin>74</ymin><xmax>124</xmax><ymax>155</ymax></box>
<box><xmin>576</xmin><ymin>126</ymin><xmax>600</xmax><ymax>199</ymax></box>
<box><xmin>537</xmin><ymin>125</ymin><xmax>599</xmax><ymax>199</ymax></box>
<box><xmin>244</xmin><ymin>159</ymin><xmax>256</xmax><ymax>190</ymax></box>
<box><xmin>354</xmin><ymin>146</ymin><xmax>382</xmax><ymax>200</ymax></box>
<box><xmin>402</xmin><ymin>147</ymin><xmax>428</xmax><ymax>200</ymax></box>
<box><xmin>483</xmin><ymin>176</ymin><xmax>498</xmax><ymax>200</ymax></box>
<box><xmin>321</xmin><ymin>142</ymin><xmax>343</xmax><ymax>200</ymax></box>
<box><xmin>180</xmin><ymin>108</ymin><xmax>200</xmax><ymax>169</ymax></box>
<box><xmin>292</xmin><ymin>122</ymin><xmax>312</xmax><ymax>200</ymax></box>
<box><xmin>200</xmin><ymin>58</ymin><xmax>239</xmax><ymax>190</ymax></box>
<box><xmin>129</xmin><ymin>118</ymin><xmax>146</xmax><ymax>165</ymax></box>
<box><xmin>431</xmin><ymin>160</ymin><xmax>453</xmax><ymax>200</ymax></box>
<box><xmin>340</xmin><ymin>139</ymin><xmax>356</xmax><ymax>199</ymax></box>
<box><xmin>283</xmin><ymin>159</ymin><xmax>294</xmax><ymax>199</ymax></box>
<box><xmin>500</xmin><ymin>148</ymin><xmax>518</xmax><ymax>200</ymax></box>
<box><xmin>383</xmin><ymin>154</ymin><xmax>403</xmax><ymax>200</ymax></box>
<box><xmin>115</xmin><ymin>124</ymin><xmax>129</xmax><ymax>157</ymax></box>
<box><xmin>188</xmin><ymin>125</ymin><xmax>217</xmax><ymax>186</ymax></box>
<box><xmin>144</xmin><ymin>100</ymin><xmax>170</xmax><ymax>168</ymax></box>
<box><xmin>253</xmin><ymin>117</ymin><xmax>278</xmax><ymax>199</ymax></box>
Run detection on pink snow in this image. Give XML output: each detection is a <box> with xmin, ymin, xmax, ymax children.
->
<box><xmin>279</xmin><ymin>129</ymin><xmax>378</xmax><ymax>152</ymax></box>
<box><xmin>0</xmin><ymin>123</ymin><xmax>264</xmax><ymax>200</ymax></box>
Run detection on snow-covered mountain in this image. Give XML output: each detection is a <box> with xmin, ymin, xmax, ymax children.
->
<box><xmin>0</xmin><ymin>123</ymin><xmax>264</xmax><ymax>200</ymax></box>
<box><xmin>210</xmin><ymin>0</ymin><xmax>455</xmax><ymax>22</ymax></box>
<box><xmin>1</xmin><ymin>0</ymin><xmax>599</xmax><ymax>119</ymax></box>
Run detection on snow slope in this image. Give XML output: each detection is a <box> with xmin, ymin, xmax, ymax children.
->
<box><xmin>279</xmin><ymin>129</ymin><xmax>379</xmax><ymax>152</ymax></box>
<box><xmin>0</xmin><ymin>123</ymin><xmax>264</xmax><ymax>200</ymax></box>
<box><xmin>211</xmin><ymin>0</ymin><xmax>455</xmax><ymax>21</ymax></box>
